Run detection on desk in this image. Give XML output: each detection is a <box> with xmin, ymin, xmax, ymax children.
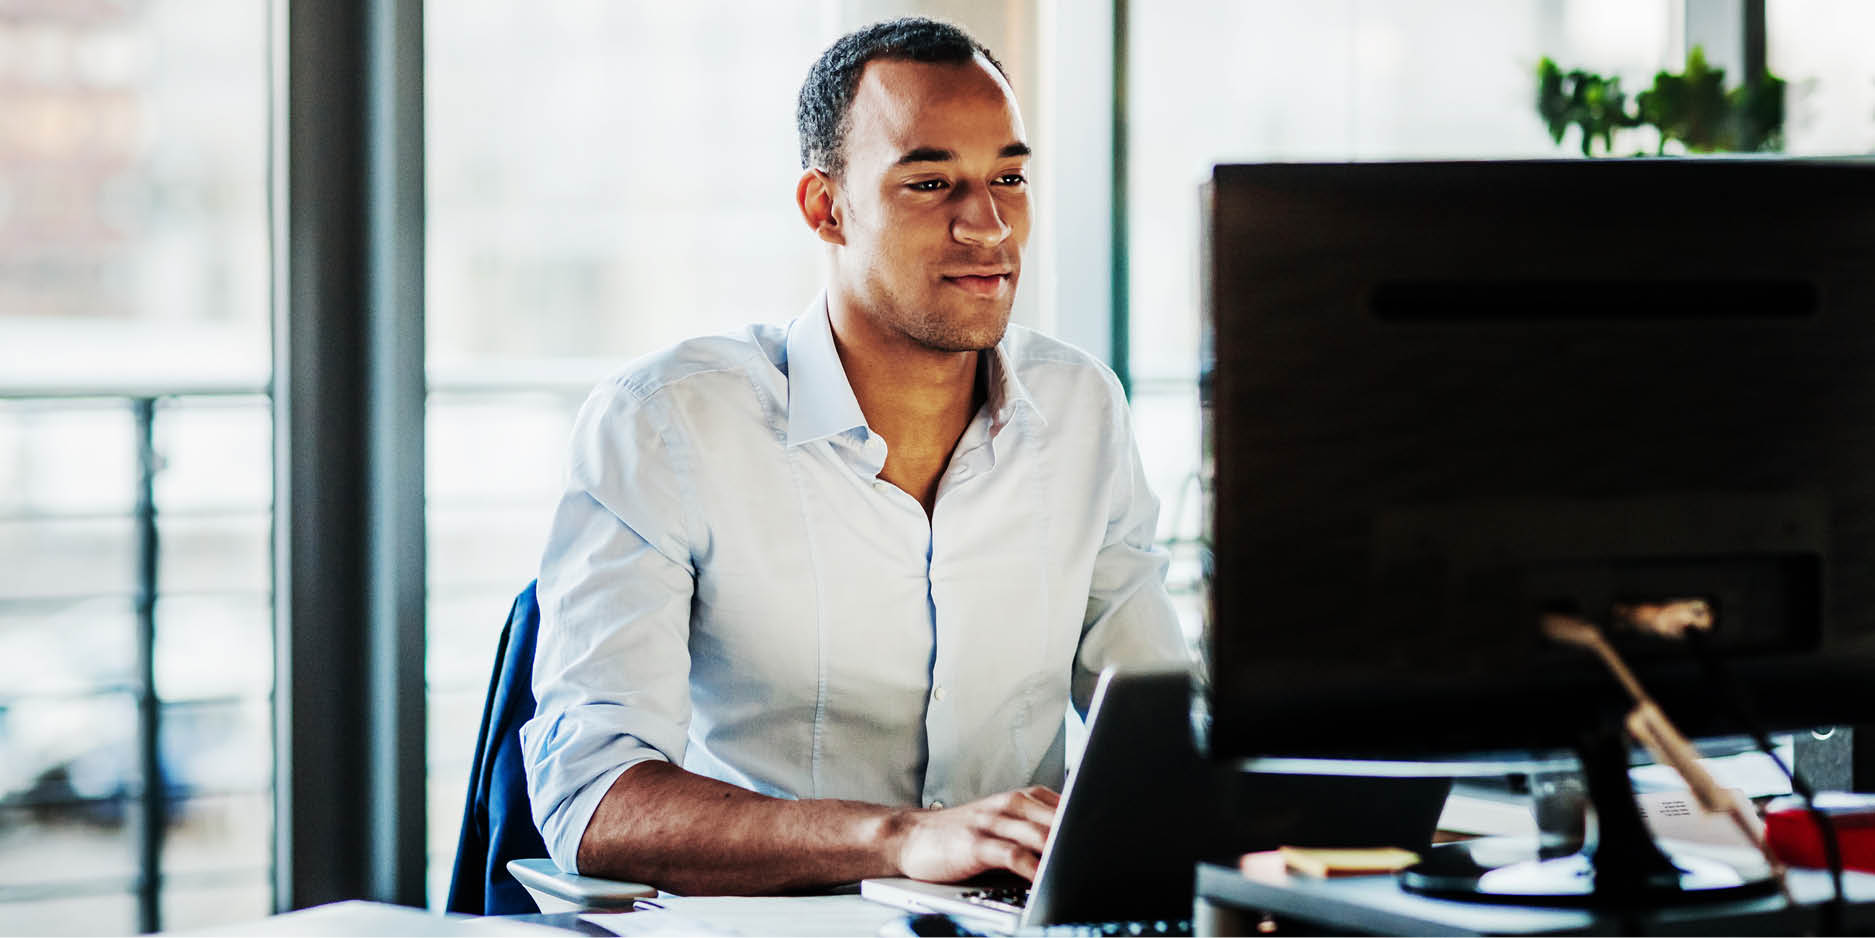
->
<box><xmin>1196</xmin><ymin>852</ymin><xmax>1875</xmax><ymax>936</ymax></box>
<box><xmin>175</xmin><ymin>901</ymin><xmax>584</xmax><ymax>936</ymax></box>
<box><xmin>177</xmin><ymin>897</ymin><xmax>907</xmax><ymax>937</ymax></box>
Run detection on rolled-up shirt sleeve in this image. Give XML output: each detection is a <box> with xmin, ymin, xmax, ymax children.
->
<box><xmin>521</xmin><ymin>381</ymin><xmax>699</xmax><ymax>873</ymax></box>
<box><xmin>1073</xmin><ymin>392</ymin><xmax>1191</xmax><ymax>715</ymax></box>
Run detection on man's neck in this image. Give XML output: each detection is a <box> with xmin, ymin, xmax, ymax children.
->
<box><xmin>826</xmin><ymin>295</ymin><xmax>988</xmax><ymax>513</ymax></box>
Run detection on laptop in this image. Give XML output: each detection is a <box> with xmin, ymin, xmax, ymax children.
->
<box><xmin>861</xmin><ymin>668</ymin><xmax>1452</xmax><ymax>932</ymax></box>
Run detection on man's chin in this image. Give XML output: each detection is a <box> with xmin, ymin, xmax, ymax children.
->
<box><xmin>914</xmin><ymin>311</ymin><xmax>1011</xmax><ymax>353</ymax></box>
<box><xmin>923</xmin><ymin>332</ymin><xmax>1006</xmax><ymax>354</ymax></box>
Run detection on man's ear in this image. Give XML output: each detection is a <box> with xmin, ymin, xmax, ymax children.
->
<box><xmin>796</xmin><ymin>168</ymin><xmax>845</xmax><ymax>246</ymax></box>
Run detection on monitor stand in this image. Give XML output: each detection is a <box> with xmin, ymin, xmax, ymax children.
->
<box><xmin>1400</xmin><ymin>721</ymin><xmax>1780</xmax><ymax>907</ymax></box>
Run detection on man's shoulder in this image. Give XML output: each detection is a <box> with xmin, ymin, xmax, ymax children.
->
<box><xmin>591</xmin><ymin>322</ymin><xmax>788</xmax><ymax>406</ymax></box>
<box><xmin>1001</xmin><ymin>323</ymin><xmax>1127</xmax><ymax>400</ymax></box>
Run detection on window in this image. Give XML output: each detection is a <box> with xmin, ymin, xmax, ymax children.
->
<box><xmin>1127</xmin><ymin>5</ymin><xmax>1874</xmax><ymax>623</ymax></box>
<box><xmin>1127</xmin><ymin>1</ymin><xmax>1681</xmax><ymax>636</ymax></box>
<box><xmin>1768</xmin><ymin>0</ymin><xmax>1875</xmax><ymax>155</ymax></box>
<box><xmin>0</xmin><ymin>1</ymin><xmax>272</xmax><ymax>932</ymax></box>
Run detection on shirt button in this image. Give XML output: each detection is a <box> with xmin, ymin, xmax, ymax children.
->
<box><xmin>933</xmin><ymin>685</ymin><xmax>948</xmax><ymax>702</ymax></box>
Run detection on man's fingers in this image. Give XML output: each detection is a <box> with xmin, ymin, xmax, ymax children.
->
<box><xmin>984</xmin><ymin>812</ymin><xmax>1050</xmax><ymax>855</ymax></box>
<box><xmin>974</xmin><ymin>836</ymin><xmax>1040</xmax><ymax>881</ymax></box>
<box><xmin>1003</xmin><ymin>788</ymin><xmax>1058</xmax><ymax>829</ymax></box>
<box><xmin>1021</xmin><ymin>786</ymin><xmax>1062</xmax><ymax>809</ymax></box>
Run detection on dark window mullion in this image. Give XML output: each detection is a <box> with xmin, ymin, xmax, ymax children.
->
<box><xmin>133</xmin><ymin>396</ymin><xmax>165</xmax><ymax>933</ymax></box>
<box><xmin>274</xmin><ymin>0</ymin><xmax>427</xmax><ymax>909</ymax></box>
<box><xmin>1110</xmin><ymin>0</ymin><xmax>1131</xmax><ymax>397</ymax></box>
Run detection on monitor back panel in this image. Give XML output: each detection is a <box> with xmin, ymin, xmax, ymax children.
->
<box><xmin>1201</xmin><ymin>160</ymin><xmax>1875</xmax><ymax>758</ymax></box>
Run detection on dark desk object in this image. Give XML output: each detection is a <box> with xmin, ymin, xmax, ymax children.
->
<box><xmin>1197</xmin><ymin>158</ymin><xmax>1875</xmax><ymax>906</ymax></box>
<box><xmin>1195</xmin><ymin>850</ymin><xmax>1875</xmax><ymax>936</ymax></box>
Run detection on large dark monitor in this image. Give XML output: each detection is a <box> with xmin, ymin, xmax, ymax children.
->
<box><xmin>1197</xmin><ymin>160</ymin><xmax>1875</xmax><ymax>903</ymax></box>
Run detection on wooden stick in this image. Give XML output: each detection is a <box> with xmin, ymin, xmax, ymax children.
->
<box><xmin>1543</xmin><ymin>612</ymin><xmax>1791</xmax><ymax>897</ymax></box>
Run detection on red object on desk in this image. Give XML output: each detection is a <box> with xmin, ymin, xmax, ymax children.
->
<box><xmin>1764</xmin><ymin>794</ymin><xmax>1875</xmax><ymax>872</ymax></box>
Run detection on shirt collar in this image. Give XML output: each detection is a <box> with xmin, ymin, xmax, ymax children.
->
<box><xmin>784</xmin><ymin>294</ymin><xmax>1050</xmax><ymax>447</ymax></box>
<box><xmin>785</xmin><ymin>296</ymin><xmax>870</xmax><ymax>448</ymax></box>
<box><xmin>984</xmin><ymin>338</ymin><xmax>1046</xmax><ymax>431</ymax></box>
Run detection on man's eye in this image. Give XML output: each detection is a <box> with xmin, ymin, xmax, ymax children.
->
<box><xmin>995</xmin><ymin>172</ymin><xmax>1027</xmax><ymax>186</ymax></box>
<box><xmin>908</xmin><ymin>179</ymin><xmax>948</xmax><ymax>192</ymax></box>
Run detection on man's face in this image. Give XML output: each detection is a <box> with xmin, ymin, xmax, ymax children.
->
<box><xmin>827</xmin><ymin>54</ymin><xmax>1031</xmax><ymax>353</ymax></box>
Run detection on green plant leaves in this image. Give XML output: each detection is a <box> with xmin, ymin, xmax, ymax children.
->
<box><xmin>1536</xmin><ymin>46</ymin><xmax>1785</xmax><ymax>157</ymax></box>
<box><xmin>1537</xmin><ymin>56</ymin><xmax>1640</xmax><ymax>156</ymax></box>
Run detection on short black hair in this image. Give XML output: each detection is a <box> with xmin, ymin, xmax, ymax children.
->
<box><xmin>796</xmin><ymin>17</ymin><xmax>1007</xmax><ymax>178</ymax></box>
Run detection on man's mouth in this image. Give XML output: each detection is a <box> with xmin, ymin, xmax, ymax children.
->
<box><xmin>942</xmin><ymin>273</ymin><xmax>1011</xmax><ymax>297</ymax></box>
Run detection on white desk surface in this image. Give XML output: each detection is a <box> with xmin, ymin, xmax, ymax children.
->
<box><xmin>173</xmin><ymin>895</ymin><xmax>909</xmax><ymax>938</ymax></box>
<box><xmin>174</xmin><ymin>900</ymin><xmax>575</xmax><ymax>937</ymax></box>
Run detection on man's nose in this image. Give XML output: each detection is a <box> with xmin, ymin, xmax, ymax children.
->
<box><xmin>950</xmin><ymin>183</ymin><xmax>1011</xmax><ymax>247</ymax></box>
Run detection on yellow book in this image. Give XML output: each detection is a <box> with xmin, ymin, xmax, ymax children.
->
<box><xmin>1276</xmin><ymin>846</ymin><xmax>1421</xmax><ymax>878</ymax></box>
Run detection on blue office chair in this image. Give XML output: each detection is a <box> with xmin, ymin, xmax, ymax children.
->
<box><xmin>446</xmin><ymin>580</ymin><xmax>655</xmax><ymax>914</ymax></box>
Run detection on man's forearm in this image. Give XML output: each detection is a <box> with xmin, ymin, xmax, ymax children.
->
<box><xmin>575</xmin><ymin>760</ymin><xmax>909</xmax><ymax>895</ymax></box>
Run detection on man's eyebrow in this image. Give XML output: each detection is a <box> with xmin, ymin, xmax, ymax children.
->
<box><xmin>892</xmin><ymin>142</ymin><xmax>1032</xmax><ymax>166</ymax></box>
<box><xmin>895</xmin><ymin>146</ymin><xmax>955</xmax><ymax>166</ymax></box>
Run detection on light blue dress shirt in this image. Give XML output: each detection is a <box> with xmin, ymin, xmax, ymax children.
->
<box><xmin>522</xmin><ymin>298</ymin><xmax>1188</xmax><ymax>873</ymax></box>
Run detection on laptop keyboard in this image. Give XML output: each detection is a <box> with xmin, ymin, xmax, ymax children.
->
<box><xmin>960</xmin><ymin>885</ymin><xmax>1029</xmax><ymax>915</ymax></box>
<box><xmin>951</xmin><ymin>886</ymin><xmax>1192</xmax><ymax>936</ymax></box>
<box><xmin>1036</xmin><ymin>921</ymin><xmax>1191</xmax><ymax>936</ymax></box>
<box><xmin>916</xmin><ymin>911</ymin><xmax>1192</xmax><ymax>937</ymax></box>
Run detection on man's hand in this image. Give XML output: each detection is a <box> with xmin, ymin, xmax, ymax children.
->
<box><xmin>889</xmin><ymin>786</ymin><xmax>1061</xmax><ymax>883</ymax></box>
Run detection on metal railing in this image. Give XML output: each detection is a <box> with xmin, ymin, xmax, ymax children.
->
<box><xmin>0</xmin><ymin>383</ymin><xmax>269</xmax><ymax>933</ymax></box>
<box><xmin>0</xmin><ymin>369</ymin><xmax>602</xmax><ymax>931</ymax></box>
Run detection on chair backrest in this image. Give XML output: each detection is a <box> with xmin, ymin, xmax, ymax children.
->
<box><xmin>445</xmin><ymin>581</ymin><xmax>553</xmax><ymax>915</ymax></box>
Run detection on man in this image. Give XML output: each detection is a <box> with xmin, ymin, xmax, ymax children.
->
<box><xmin>522</xmin><ymin>17</ymin><xmax>1186</xmax><ymax>896</ymax></box>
